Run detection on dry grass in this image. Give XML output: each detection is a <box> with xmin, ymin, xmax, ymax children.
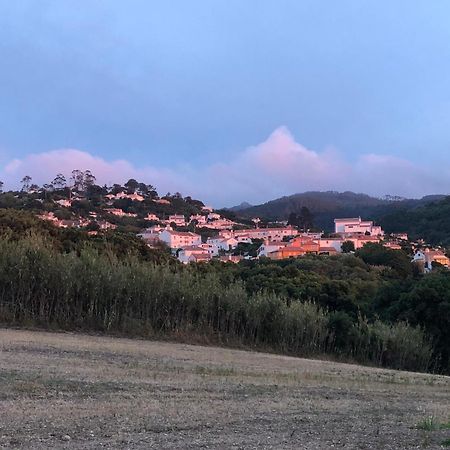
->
<box><xmin>0</xmin><ymin>328</ymin><xmax>449</xmax><ymax>449</ymax></box>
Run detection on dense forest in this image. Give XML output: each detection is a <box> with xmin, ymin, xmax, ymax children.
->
<box><xmin>0</xmin><ymin>209</ymin><xmax>449</xmax><ymax>374</ymax></box>
<box><xmin>372</xmin><ymin>195</ymin><xmax>450</xmax><ymax>246</ymax></box>
<box><xmin>235</xmin><ymin>190</ymin><xmax>450</xmax><ymax>246</ymax></box>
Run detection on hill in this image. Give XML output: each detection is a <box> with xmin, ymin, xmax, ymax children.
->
<box><xmin>236</xmin><ymin>191</ymin><xmax>447</xmax><ymax>232</ymax></box>
<box><xmin>227</xmin><ymin>201</ymin><xmax>253</xmax><ymax>212</ymax></box>
<box><xmin>372</xmin><ymin>195</ymin><xmax>450</xmax><ymax>245</ymax></box>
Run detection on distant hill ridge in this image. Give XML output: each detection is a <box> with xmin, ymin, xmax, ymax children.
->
<box><xmin>234</xmin><ymin>191</ymin><xmax>448</xmax><ymax>234</ymax></box>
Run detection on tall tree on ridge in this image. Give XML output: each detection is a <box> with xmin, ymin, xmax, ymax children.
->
<box><xmin>21</xmin><ymin>175</ymin><xmax>32</xmax><ymax>193</ymax></box>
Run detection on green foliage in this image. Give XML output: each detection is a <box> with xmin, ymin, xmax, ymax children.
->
<box><xmin>341</xmin><ymin>240</ymin><xmax>355</xmax><ymax>253</ymax></box>
<box><xmin>416</xmin><ymin>416</ymin><xmax>439</xmax><ymax>431</ymax></box>
<box><xmin>356</xmin><ymin>243</ymin><xmax>412</xmax><ymax>278</ymax></box>
<box><xmin>376</xmin><ymin>196</ymin><xmax>450</xmax><ymax>245</ymax></box>
<box><xmin>0</xmin><ymin>233</ymin><xmax>434</xmax><ymax>373</ymax></box>
<box><xmin>374</xmin><ymin>272</ymin><xmax>450</xmax><ymax>373</ymax></box>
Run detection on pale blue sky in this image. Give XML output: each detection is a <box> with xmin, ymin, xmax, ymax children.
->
<box><xmin>1</xmin><ymin>1</ymin><xmax>450</xmax><ymax>204</ymax></box>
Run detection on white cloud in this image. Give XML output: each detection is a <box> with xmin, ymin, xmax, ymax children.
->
<box><xmin>1</xmin><ymin>127</ymin><xmax>449</xmax><ymax>206</ymax></box>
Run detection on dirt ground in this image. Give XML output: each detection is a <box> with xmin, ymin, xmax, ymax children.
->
<box><xmin>0</xmin><ymin>329</ymin><xmax>449</xmax><ymax>449</ymax></box>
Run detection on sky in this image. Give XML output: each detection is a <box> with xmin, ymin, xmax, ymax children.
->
<box><xmin>1</xmin><ymin>1</ymin><xmax>450</xmax><ymax>206</ymax></box>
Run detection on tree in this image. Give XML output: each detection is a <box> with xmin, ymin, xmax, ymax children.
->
<box><xmin>0</xmin><ymin>181</ymin><xmax>3</xmax><ymax>193</ymax></box>
<box><xmin>146</xmin><ymin>184</ymin><xmax>158</xmax><ymax>198</ymax></box>
<box><xmin>86</xmin><ymin>221</ymin><xmax>100</xmax><ymax>232</ymax></box>
<box><xmin>52</xmin><ymin>173</ymin><xmax>67</xmax><ymax>190</ymax></box>
<box><xmin>287</xmin><ymin>212</ymin><xmax>299</xmax><ymax>227</ymax></box>
<box><xmin>111</xmin><ymin>184</ymin><xmax>123</xmax><ymax>195</ymax></box>
<box><xmin>41</xmin><ymin>184</ymin><xmax>54</xmax><ymax>199</ymax></box>
<box><xmin>83</xmin><ymin>170</ymin><xmax>96</xmax><ymax>190</ymax></box>
<box><xmin>125</xmin><ymin>179</ymin><xmax>139</xmax><ymax>194</ymax></box>
<box><xmin>70</xmin><ymin>170</ymin><xmax>84</xmax><ymax>192</ymax></box>
<box><xmin>356</xmin><ymin>243</ymin><xmax>412</xmax><ymax>278</ymax></box>
<box><xmin>341</xmin><ymin>241</ymin><xmax>355</xmax><ymax>253</ymax></box>
<box><xmin>21</xmin><ymin>175</ymin><xmax>32</xmax><ymax>192</ymax></box>
<box><xmin>298</xmin><ymin>206</ymin><xmax>314</xmax><ymax>230</ymax></box>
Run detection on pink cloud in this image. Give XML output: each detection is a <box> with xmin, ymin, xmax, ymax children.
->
<box><xmin>1</xmin><ymin>127</ymin><xmax>449</xmax><ymax>206</ymax></box>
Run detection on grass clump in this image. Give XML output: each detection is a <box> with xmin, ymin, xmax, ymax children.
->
<box><xmin>416</xmin><ymin>416</ymin><xmax>439</xmax><ymax>431</ymax></box>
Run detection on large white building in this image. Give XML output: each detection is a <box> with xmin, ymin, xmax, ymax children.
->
<box><xmin>334</xmin><ymin>217</ymin><xmax>383</xmax><ymax>237</ymax></box>
<box><xmin>159</xmin><ymin>230</ymin><xmax>201</xmax><ymax>249</ymax></box>
<box><xmin>234</xmin><ymin>226</ymin><xmax>298</xmax><ymax>242</ymax></box>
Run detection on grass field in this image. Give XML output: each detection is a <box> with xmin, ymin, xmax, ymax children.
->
<box><xmin>0</xmin><ymin>328</ymin><xmax>449</xmax><ymax>449</ymax></box>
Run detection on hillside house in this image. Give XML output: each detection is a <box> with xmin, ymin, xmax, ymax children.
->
<box><xmin>413</xmin><ymin>249</ymin><xmax>450</xmax><ymax>272</ymax></box>
<box><xmin>105</xmin><ymin>208</ymin><xmax>137</xmax><ymax>218</ymax></box>
<box><xmin>207</xmin><ymin>236</ymin><xmax>239</xmax><ymax>253</ymax></box>
<box><xmin>234</xmin><ymin>226</ymin><xmax>298</xmax><ymax>242</ymax></box>
<box><xmin>257</xmin><ymin>241</ymin><xmax>287</xmax><ymax>258</ymax></box>
<box><xmin>97</xmin><ymin>220</ymin><xmax>117</xmax><ymax>230</ymax></box>
<box><xmin>138</xmin><ymin>230</ymin><xmax>161</xmax><ymax>246</ymax></box>
<box><xmin>219</xmin><ymin>255</ymin><xmax>243</xmax><ymax>263</ymax></box>
<box><xmin>203</xmin><ymin>218</ymin><xmax>237</xmax><ymax>230</ymax></box>
<box><xmin>334</xmin><ymin>217</ymin><xmax>384</xmax><ymax>237</ymax></box>
<box><xmin>190</xmin><ymin>214</ymin><xmax>207</xmax><ymax>225</ymax></box>
<box><xmin>153</xmin><ymin>198</ymin><xmax>171</xmax><ymax>205</ymax></box>
<box><xmin>145</xmin><ymin>213</ymin><xmax>159</xmax><ymax>221</ymax></box>
<box><xmin>319</xmin><ymin>238</ymin><xmax>343</xmax><ymax>253</ymax></box>
<box><xmin>267</xmin><ymin>237</ymin><xmax>320</xmax><ymax>260</ymax></box>
<box><xmin>167</xmin><ymin>215</ymin><xmax>186</xmax><ymax>227</ymax></box>
<box><xmin>159</xmin><ymin>230</ymin><xmax>201</xmax><ymax>249</ymax></box>
<box><xmin>345</xmin><ymin>235</ymin><xmax>382</xmax><ymax>249</ymax></box>
<box><xmin>188</xmin><ymin>253</ymin><xmax>213</xmax><ymax>263</ymax></box>
<box><xmin>391</xmin><ymin>233</ymin><xmax>408</xmax><ymax>241</ymax></box>
<box><xmin>178</xmin><ymin>245</ymin><xmax>213</xmax><ymax>264</ymax></box>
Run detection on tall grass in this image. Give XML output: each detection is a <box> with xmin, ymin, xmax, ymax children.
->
<box><xmin>0</xmin><ymin>234</ymin><xmax>433</xmax><ymax>372</ymax></box>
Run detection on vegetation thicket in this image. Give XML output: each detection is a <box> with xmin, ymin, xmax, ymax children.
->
<box><xmin>0</xmin><ymin>209</ymin><xmax>446</xmax><ymax>374</ymax></box>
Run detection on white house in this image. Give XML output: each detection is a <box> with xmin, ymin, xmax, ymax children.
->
<box><xmin>207</xmin><ymin>236</ymin><xmax>239</xmax><ymax>254</ymax></box>
<box><xmin>412</xmin><ymin>249</ymin><xmax>450</xmax><ymax>272</ymax></box>
<box><xmin>207</xmin><ymin>212</ymin><xmax>221</xmax><ymax>221</ymax></box>
<box><xmin>257</xmin><ymin>241</ymin><xmax>287</xmax><ymax>258</ymax></box>
<box><xmin>234</xmin><ymin>226</ymin><xmax>298</xmax><ymax>242</ymax></box>
<box><xmin>167</xmin><ymin>215</ymin><xmax>186</xmax><ymax>227</ymax></box>
<box><xmin>318</xmin><ymin>238</ymin><xmax>343</xmax><ymax>253</ymax></box>
<box><xmin>159</xmin><ymin>230</ymin><xmax>201</xmax><ymax>249</ymax></box>
<box><xmin>203</xmin><ymin>218</ymin><xmax>236</xmax><ymax>230</ymax></box>
<box><xmin>145</xmin><ymin>213</ymin><xmax>160</xmax><ymax>221</ymax></box>
<box><xmin>178</xmin><ymin>245</ymin><xmax>213</xmax><ymax>264</ymax></box>
<box><xmin>190</xmin><ymin>214</ymin><xmax>207</xmax><ymax>225</ymax></box>
<box><xmin>334</xmin><ymin>217</ymin><xmax>384</xmax><ymax>236</ymax></box>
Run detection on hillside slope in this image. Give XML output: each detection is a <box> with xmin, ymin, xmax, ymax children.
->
<box><xmin>373</xmin><ymin>195</ymin><xmax>450</xmax><ymax>245</ymax></box>
<box><xmin>237</xmin><ymin>191</ymin><xmax>446</xmax><ymax>232</ymax></box>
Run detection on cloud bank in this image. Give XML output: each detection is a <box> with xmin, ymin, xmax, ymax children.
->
<box><xmin>1</xmin><ymin>127</ymin><xmax>449</xmax><ymax>206</ymax></box>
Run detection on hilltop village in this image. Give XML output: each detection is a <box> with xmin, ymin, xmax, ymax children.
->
<box><xmin>4</xmin><ymin>172</ymin><xmax>447</xmax><ymax>273</ymax></box>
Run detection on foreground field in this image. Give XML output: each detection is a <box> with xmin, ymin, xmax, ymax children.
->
<box><xmin>0</xmin><ymin>329</ymin><xmax>449</xmax><ymax>449</ymax></box>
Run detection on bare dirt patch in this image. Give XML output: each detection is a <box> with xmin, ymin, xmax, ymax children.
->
<box><xmin>0</xmin><ymin>328</ymin><xmax>449</xmax><ymax>449</ymax></box>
